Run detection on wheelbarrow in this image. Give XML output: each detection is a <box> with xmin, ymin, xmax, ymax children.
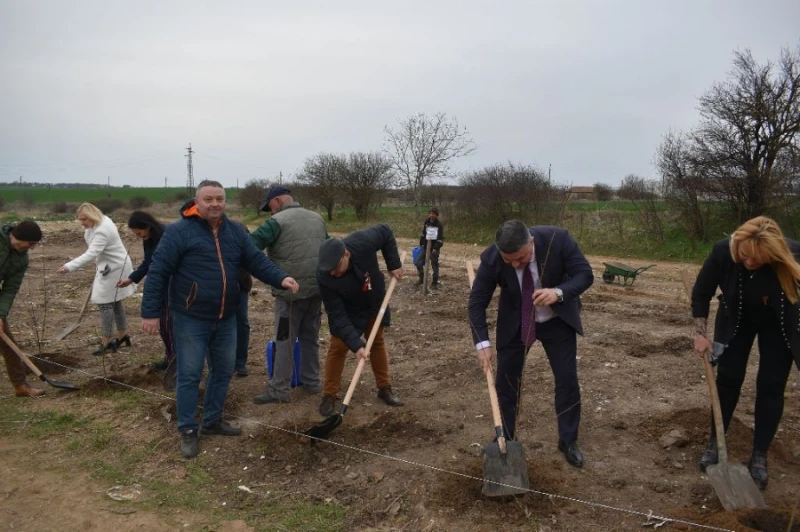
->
<box><xmin>601</xmin><ymin>262</ymin><xmax>655</xmax><ymax>286</ymax></box>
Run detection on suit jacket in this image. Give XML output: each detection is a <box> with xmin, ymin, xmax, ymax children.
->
<box><xmin>692</xmin><ymin>237</ymin><xmax>800</xmax><ymax>368</ymax></box>
<box><xmin>468</xmin><ymin>226</ymin><xmax>594</xmax><ymax>349</ymax></box>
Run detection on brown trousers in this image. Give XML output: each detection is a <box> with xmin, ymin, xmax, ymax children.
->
<box><xmin>323</xmin><ymin>318</ymin><xmax>390</xmax><ymax>397</ymax></box>
<box><xmin>1</xmin><ymin>321</ymin><xmax>28</xmax><ymax>387</ymax></box>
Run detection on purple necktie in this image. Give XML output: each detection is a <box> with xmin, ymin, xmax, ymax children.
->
<box><xmin>521</xmin><ymin>265</ymin><xmax>536</xmax><ymax>346</ymax></box>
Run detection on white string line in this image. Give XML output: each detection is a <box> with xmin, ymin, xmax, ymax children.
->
<box><xmin>20</xmin><ymin>355</ymin><xmax>734</xmax><ymax>532</ymax></box>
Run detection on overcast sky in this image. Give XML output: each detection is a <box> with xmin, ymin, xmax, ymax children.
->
<box><xmin>1</xmin><ymin>1</ymin><xmax>798</xmax><ymax>188</ymax></box>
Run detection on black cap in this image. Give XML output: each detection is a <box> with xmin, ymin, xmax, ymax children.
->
<box><xmin>11</xmin><ymin>221</ymin><xmax>43</xmax><ymax>242</ymax></box>
<box><xmin>259</xmin><ymin>186</ymin><xmax>291</xmax><ymax>212</ymax></box>
<box><xmin>318</xmin><ymin>238</ymin><xmax>346</xmax><ymax>271</ymax></box>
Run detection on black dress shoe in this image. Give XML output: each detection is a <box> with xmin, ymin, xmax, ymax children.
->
<box><xmin>748</xmin><ymin>450</ymin><xmax>768</xmax><ymax>489</ymax></box>
<box><xmin>200</xmin><ymin>420</ymin><xmax>241</xmax><ymax>436</ymax></box>
<box><xmin>558</xmin><ymin>440</ymin><xmax>584</xmax><ymax>468</ymax></box>
<box><xmin>319</xmin><ymin>395</ymin><xmax>336</xmax><ymax>417</ymax></box>
<box><xmin>378</xmin><ymin>386</ymin><xmax>403</xmax><ymax>406</ymax></box>
<box><xmin>700</xmin><ymin>438</ymin><xmax>718</xmax><ymax>472</ymax></box>
<box><xmin>92</xmin><ymin>341</ymin><xmax>118</xmax><ymax>356</ymax></box>
<box><xmin>151</xmin><ymin>358</ymin><xmax>169</xmax><ymax>372</ymax></box>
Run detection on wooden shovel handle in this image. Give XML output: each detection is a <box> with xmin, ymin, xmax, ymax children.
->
<box><xmin>341</xmin><ymin>252</ymin><xmax>405</xmax><ymax>407</ymax></box>
<box><xmin>466</xmin><ymin>260</ymin><xmax>507</xmax><ymax>453</ymax></box>
<box><xmin>680</xmin><ymin>268</ymin><xmax>729</xmax><ymax>463</ymax></box>
<box><xmin>0</xmin><ymin>329</ymin><xmax>43</xmax><ymax>378</ymax></box>
<box><xmin>77</xmin><ymin>285</ymin><xmax>93</xmax><ymax>320</ymax></box>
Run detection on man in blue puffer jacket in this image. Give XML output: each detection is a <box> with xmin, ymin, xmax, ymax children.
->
<box><xmin>141</xmin><ymin>180</ymin><xmax>299</xmax><ymax>459</ymax></box>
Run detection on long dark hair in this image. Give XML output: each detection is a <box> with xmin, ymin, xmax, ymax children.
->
<box><xmin>128</xmin><ymin>211</ymin><xmax>165</xmax><ymax>242</ymax></box>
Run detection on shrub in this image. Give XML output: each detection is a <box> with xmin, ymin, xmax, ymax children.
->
<box><xmin>94</xmin><ymin>198</ymin><xmax>124</xmax><ymax>214</ymax></box>
<box><xmin>0</xmin><ymin>196</ymin><xmax>5</xmax><ymax>212</ymax></box>
<box><xmin>20</xmin><ymin>193</ymin><xmax>36</xmax><ymax>208</ymax></box>
<box><xmin>129</xmin><ymin>195</ymin><xmax>152</xmax><ymax>209</ymax></box>
<box><xmin>50</xmin><ymin>201</ymin><xmax>70</xmax><ymax>213</ymax></box>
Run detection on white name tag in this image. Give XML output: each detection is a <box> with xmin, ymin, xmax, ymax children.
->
<box><xmin>426</xmin><ymin>227</ymin><xmax>438</xmax><ymax>240</ymax></box>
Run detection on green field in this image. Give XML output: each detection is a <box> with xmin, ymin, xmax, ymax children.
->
<box><xmin>0</xmin><ymin>186</ymin><xmax>240</xmax><ymax>203</ymax></box>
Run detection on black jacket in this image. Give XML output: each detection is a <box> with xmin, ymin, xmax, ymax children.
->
<box><xmin>468</xmin><ymin>226</ymin><xmax>594</xmax><ymax>349</ymax></box>
<box><xmin>418</xmin><ymin>218</ymin><xmax>444</xmax><ymax>251</ymax></box>
<box><xmin>317</xmin><ymin>224</ymin><xmax>402</xmax><ymax>352</ymax></box>
<box><xmin>692</xmin><ymin>237</ymin><xmax>800</xmax><ymax>367</ymax></box>
<box><xmin>128</xmin><ymin>224</ymin><xmax>165</xmax><ymax>285</ymax></box>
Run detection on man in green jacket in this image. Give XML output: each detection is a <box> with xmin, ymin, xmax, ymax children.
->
<box><xmin>0</xmin><ymin>221</ymin><xmax>45</xmax><ymax>397</ymax></box>
<box><xmin>251</xmin><ymin>187</ymin><xmax>329</xmax><ymax>404</ymax></box>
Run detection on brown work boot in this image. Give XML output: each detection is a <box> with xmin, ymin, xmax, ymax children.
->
<box><xmin>14</xmin><ymin>382</ymin><xmax>46</xmax><ymax>398</ymax></box>
<box><xmin>378</xmin><ymin>386</ymin><xmax>403</xmax><ymax>406</ymax></box>
<box><xmin>319</xmin><ymin>395</ymin><xmax>336</xmax><ymax>417</ymax></box>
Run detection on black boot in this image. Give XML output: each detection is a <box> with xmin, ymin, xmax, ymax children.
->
<box><xmin>748</xmin><ymin>450</ymin><xmax>768</xmax><ymax>489</ymax></box>
<box><xmin>700</xmin><ymin>438</ymin><xmax>718</xmax><ymax>472</ymax></box>
<box><xmin>114</xmin><ymin>334</ymin><xmax>132</xmax><ymax>348</ymax></box>
<box><xmin>92</xmin><ymin>341</ymin><xmax>118</xmax><ymax>356</ymax></box>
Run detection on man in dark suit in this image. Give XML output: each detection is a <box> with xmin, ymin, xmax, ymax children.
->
<box><xmin>468</xmin><ymin>220</ymin><xmax>594</xmax><ymax>467</ymax></box>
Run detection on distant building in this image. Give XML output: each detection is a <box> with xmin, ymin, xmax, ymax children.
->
<box><xmin>569</xmin><ymin>186</ymin><xmax>596</xmax><ymax>200</ymax></box>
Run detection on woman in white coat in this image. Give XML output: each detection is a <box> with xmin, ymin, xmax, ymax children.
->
<box><xmin>57</xmin><ymin>203</ymin><xmax>136</xmax><ymax>355</ymax></box>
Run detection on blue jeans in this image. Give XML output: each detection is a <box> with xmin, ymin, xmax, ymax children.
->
<box><xmin>172</xmin><ymin>312</ymin><xmax>237</xmax><ymax>433</ymax></box>
<box><xmin>235</xmin><ymin>291</ymin><xmax>251</xmax><ymax>372</ymax></box>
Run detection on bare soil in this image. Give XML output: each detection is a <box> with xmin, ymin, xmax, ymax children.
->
<box><xmin>2</xmin><ymin>221</ymin><xmax>800</xmax><ymax>531</ymax></box>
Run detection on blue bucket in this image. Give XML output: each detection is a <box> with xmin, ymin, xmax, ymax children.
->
<box><xmin>266</xmin><ymin>338</ymin><xmax>302</xmax><ymax>387</ymax></box>
<box><xmin>412</xmin><ymin>245</ymin><xmax>424</xmax><ymax>264</ymax></box>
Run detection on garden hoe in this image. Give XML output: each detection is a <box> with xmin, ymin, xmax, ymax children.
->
<box><xmin>0</xmin><ymin>329</ymin><xmax>80</xmax><ymax>391</ymax></box>
<box><xmin>54</xmin><ymin>285</ymin><xmax>92</xmax><ymax>340</ymax></box>
<box><xmin>304</xmin><ymin>252</ymin><xmax>405</xmax><ymax>442</ymax></box>
<box><xmin>467</xmin><ymin>261</ymin><xmax>530</xmax><ymax>497</ymax></box>
<box><xmin>680</xmin><ymin>269</ymin><xmax>765</xmax><ymax>511</ymax></box>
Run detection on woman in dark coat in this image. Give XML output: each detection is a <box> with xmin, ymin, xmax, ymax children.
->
<box><xmin>692</xmin><ymin>216</ymin><xmax>800</xmax><ymax>489</ymax></box>
<box><xmin>117</xmin><ymin>211</ymin><xmax>176</xmax><ymax>390</ymax></box>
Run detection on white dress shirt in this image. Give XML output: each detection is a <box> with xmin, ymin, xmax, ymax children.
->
<box><xmin>475</xmin><ymin>246</ymin><xmax>555</xmax><ymax>351</ymax></box>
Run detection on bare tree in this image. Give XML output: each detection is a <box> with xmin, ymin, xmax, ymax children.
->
<box><xmin>594</xmin><ymin>183</ymin><xmax>614</xmax><ymax>201</ymax></box>
<box><xmin>339</xmin><ymin>152</ymin><xmax>393</xmax><ymax>221</ymax></box>
<box><xmin>384</xmin><ymin>112</ymin><xmax>476</xmax><ymax>207</ymax></box>
<box><xmin>297</xmin><ymin>153</ymin><xmax>343</xmax><ymax>221</ymax></box>
<box><xmin>240</xmin><ymin>178</ymin><xmax>272</xmax><ymax>215</ymax></box>
<box><xmin>692</xmin><ymin>45</ymin><xmax>800</xmax><ymax>222</ymax></box>
<box><xmin>656</xmin><ymin>132</ymin><xmax>710</xmax><ymax>243</ymax></box>
<box><xmin>627</xmin><ymin>178</ymin><xmax>665</xmax><ymax>243</ymax></box>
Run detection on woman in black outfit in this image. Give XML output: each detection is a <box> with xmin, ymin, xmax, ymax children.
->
<box><xmin>117</xmin><ymin>211</ymin><xmax>176</xmax><ymax>390</ymax></box>
<box><xmin>692</xmin><ymin>216</ymin><xmax>800</xmax><ymax>489</ymax></box>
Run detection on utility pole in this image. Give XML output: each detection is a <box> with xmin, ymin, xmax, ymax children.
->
<box><xmin>164</xmin><ymin>176</ymin><xmax>167</xmax><ymax>188</ymax></box>
<box><xmin>279</xmin><ymin>171</ymin><xmax>282</xmax><ymax>185</ymax></box>
<box><xmin>186</xmin><ymin>143</ymin><xmax>195</xmax><ymax>194</ymax></box>
<box><xmin>107</xmin><ymin>176</ymin><xmax>111</xmax><ymax>188</ymax></box>
<box><xmin>548</xmin><ymin>164</ymin><xmax>552</xmax><ymax>185</ymax></box>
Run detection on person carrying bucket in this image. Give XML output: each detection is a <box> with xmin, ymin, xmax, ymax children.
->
<box><xmin>414</xmin><ymin>207</ymin><xmax>444</xmax><ymax>288</ymax></box>
<box><xmin>249</xmin><ymin>186</ymin><xmax>328</xmax><ymax>405</ymax></box>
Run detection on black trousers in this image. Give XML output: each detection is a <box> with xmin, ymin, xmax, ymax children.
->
<box><xmin>415</xmin><ymin>248</ymin><xmax>439</xmax><ymax>283</ymax></box>
<box><xmin>713</xmin><ymin>314</ymin><xmax>794</xmax><ymax>453</ymax></box>
<box><xmin>496</xmin><ymin>317</ymin><xmax>581</xmax><ymax>443</ymax></box>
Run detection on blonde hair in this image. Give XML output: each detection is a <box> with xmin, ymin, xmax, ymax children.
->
<box><xmin>730</xmin><ymin>216</ymin><xmax>800</xmax><ymax>303</ymax></box>
<box><xmin>76</xmin><ymin>203</ymin><xmax>104</xmax><ymax>226</ymax></box>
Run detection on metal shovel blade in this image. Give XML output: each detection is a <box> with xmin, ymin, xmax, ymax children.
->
<box><xmin>706</xmin><ymin>462</ymin><xmax>766</xmax><ymax>511</ymax></box>
<box><xmin>482</xmin><ymin>440</ymin><xmax>530</xmax><ymax>497</ymax></box>
<box><xmin>40</xmin><ymin>374</ymin><xmax>81</xmax><ymax>391</ymax></box>
<box><xmin>303</xmin><ymin>414</ymin><xmax>343</xmax><ymax>442</ymax></box>
<box><xmin>54</xmin><ymin>323</ymin><xmax>81</xmax><ymax>341</ymax></box>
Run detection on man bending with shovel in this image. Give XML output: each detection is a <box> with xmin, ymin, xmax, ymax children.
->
<box><xmin>316</xmin><ymin>224</ymin><xmax>404</xmax><ymax>417</ymax></box>
<box><xmin>468</xmin><ymin>220</ymin><xmax>593</xmax><ymax>468</ymax></box>
<box><xmin>0</xmin><ymin>221</ymin><xmax>45</xmax><ymax>397</ymax></box>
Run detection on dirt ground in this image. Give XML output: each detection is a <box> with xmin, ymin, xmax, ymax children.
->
<box><xmin>2</xmin><ymin>220</ymin><xmax>800</xmax><ymax>531</ymax></box>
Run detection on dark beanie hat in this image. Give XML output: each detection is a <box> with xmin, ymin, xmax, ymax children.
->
<box><xmin>429</xmin><ymin>207</ymin><xmax>439</xmax><ymax>215</ymax></box>
<box><xmin>11</xmin><ymin>221</ymin><xmax>43</xmax><ymax>242</ymax></box>
<box><xmin>318</xmin><ymin>238</ymin><xmax>346</xmax><ymax>271</ymax></box>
